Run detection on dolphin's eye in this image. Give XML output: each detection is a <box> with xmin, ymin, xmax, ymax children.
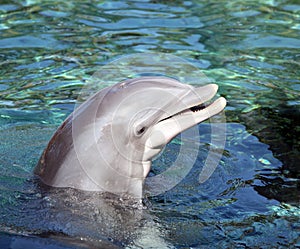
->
<box><xmin>138</xmin><ymin>127</ymin><xmax>146</xmax><ymax>134</ymax></box>
<box><xmin>135</xmin><ymin>126</ymin><xmax>146</xmax><ymax>136</ymax></box>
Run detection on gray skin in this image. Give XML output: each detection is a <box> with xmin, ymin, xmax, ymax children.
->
<box><xmin>35</xmin><ymin>77</ymin><xmax>226</xmax><ymax>199</ymax></box>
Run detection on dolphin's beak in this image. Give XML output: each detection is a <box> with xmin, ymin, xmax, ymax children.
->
<box><xmin>145</xmin><ymin>84</ymin><xmax>226</xmax><ymax>150</ymax></box>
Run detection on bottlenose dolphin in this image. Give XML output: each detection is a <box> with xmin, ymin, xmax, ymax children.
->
<box><xmin>35</xmin><ymin>77</ymin><xmax>226</xmax><ymax>198</ymax></box>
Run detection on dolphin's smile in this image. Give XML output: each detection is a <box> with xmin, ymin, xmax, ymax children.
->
<box><xmin>144</xmin><ymin>83</ymin><xmax>226</xmax><ymax>151</ymax></box>
<box><xmin>160</xmin><ymin>102</ymin><xmax>210</xmax><ymax>122</ymax></box>
<box><xmin>158</xmin><ymin>103</ymin><xmax>207</xmax><ymax>123</ymax></box>
<box><xmin>190</xmin><ymin>103</ymin><xmax>206</xmax><ymax>112</ymax></box>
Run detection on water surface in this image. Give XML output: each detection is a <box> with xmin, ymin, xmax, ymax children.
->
<box><xmin>0</xmin><ymin>0</ymin><xmax>299</xmax><ymax>248</ymax></box>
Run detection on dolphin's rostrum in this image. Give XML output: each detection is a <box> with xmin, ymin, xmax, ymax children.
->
<box><xmin>35</xmin><ymin>77</ymin><xmax>226</xmax><ymax>198</ymax></box>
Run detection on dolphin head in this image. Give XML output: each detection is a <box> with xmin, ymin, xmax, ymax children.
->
<box><xmin>35</xmin><ymin>77</ymin><xmax>226</xmax><ymax>199</ymax></box>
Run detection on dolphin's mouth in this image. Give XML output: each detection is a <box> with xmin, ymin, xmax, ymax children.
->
<box><xmin>146</xmin><ymin>84</ymin><xmax>226</xmax><ymax>150</ymax></box>
<box><xmin>190</xmin><ymin>103</ymin><xmax>207</xmax><ymax>112</ymax></box>
<box><xmin>158</xmin><ymin>101</ymin><xmax>211</xmax><ymax>123</ymax></box>
<box><xmin>143</xmin><ymin>83</ymin><xmax>226</xmax><ymax>164</ymax></box>
<box><xmin>156</xmin><ymin>83</ymin><xmax>220</xmax><ymax>125</ymax></box>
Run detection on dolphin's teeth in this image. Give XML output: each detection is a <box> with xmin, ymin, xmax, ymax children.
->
<box><xmin>190</xmin><ymin>104</ymin><xmax>206</xmax><ymax>112</ymax></box>
<box><xmin>158</xmin><ymin>104</ymin><xmax>206</xmax><ymax>123</ymax></box>
<box><xmin>159</xmin><ymin>103</ymin><xmax>207</xmax><ymax>123</ymax></box>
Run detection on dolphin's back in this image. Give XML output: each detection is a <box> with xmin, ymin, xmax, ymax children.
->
<box><xmin>34</xmin><ymin>85</ymin><xmax>112</xmax><ymax>186</ymax></box>
<box><xmin>34</xmin><ymin>114</ymin><xmax>73</xmax><ymax>185</ymax></box>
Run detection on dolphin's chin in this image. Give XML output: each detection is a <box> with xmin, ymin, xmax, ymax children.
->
<box><xmin>145</xmin><ymin>96</ymin><xmax>226</xmax><ymax>151</ymax></box>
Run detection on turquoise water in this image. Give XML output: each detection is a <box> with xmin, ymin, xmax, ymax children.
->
<box><xmin>0</xmin><ymin>0</ymin><xmax>299</xmax><ymax>248</ymax></box>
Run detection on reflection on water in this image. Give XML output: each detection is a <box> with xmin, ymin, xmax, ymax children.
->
<box><xmin>0</xmin><ymin>0</ymin><xmax>299</xmax><ymax>248</ymax></box>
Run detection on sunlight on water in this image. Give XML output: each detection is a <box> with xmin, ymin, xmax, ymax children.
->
<box><xmin>0</xmin><ymin>0</ymin><xmax>299</xmax><ymax>248</ymax></box>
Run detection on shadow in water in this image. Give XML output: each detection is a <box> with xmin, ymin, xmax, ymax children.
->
<box><xmin>240</xmin><ymin>103</ymin><xmax>300</xmax><ymax>204</ymax></box>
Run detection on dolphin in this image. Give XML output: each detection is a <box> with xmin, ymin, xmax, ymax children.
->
<box><xmin>34</xmin><ymin>77</ymin><xmax>226</xmax><ymax>198</ymax></box>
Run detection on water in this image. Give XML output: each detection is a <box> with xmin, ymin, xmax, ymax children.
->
<box><xmin>0</xmin><ymin>0</ymin><xmax>299</xmax><ymax>248</ymax></box>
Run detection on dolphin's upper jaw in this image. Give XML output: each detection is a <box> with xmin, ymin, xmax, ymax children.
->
<box><xmin>143</xmin><ymin>84</ymin><xmax>226</xmax><ymax>160</ymax></box>
<box><xmin>155</xmin><ymin>96</ymin><xmax>224</xmax><ymax>132</ymax></box>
